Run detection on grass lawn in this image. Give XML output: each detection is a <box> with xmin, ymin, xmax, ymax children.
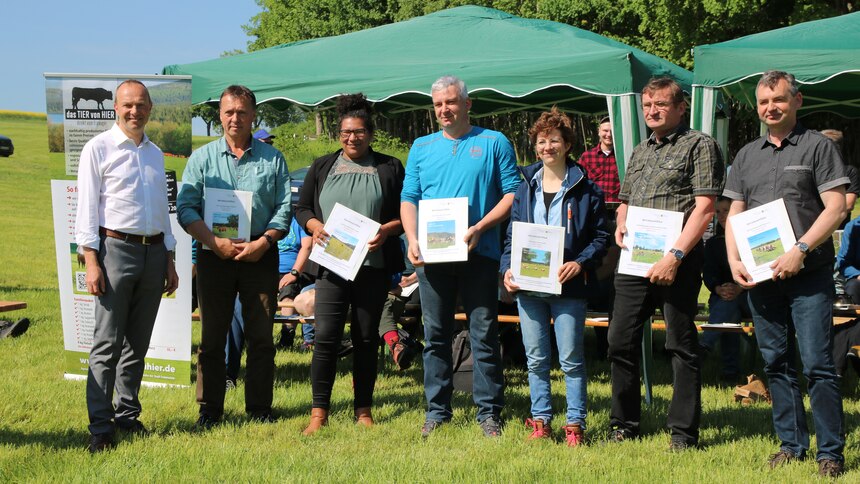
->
<box><xmin>1</xmin><ymin>114</ymin><xmax>859</xmax><ymax>481</ymax></box>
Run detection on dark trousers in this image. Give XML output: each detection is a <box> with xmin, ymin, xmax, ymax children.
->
<box><xmin>311</xmin><ymin>266</ymin><xmax>389</xmax><ymax>409</ymax></box>
<box><xmin>608</xmin><ymin>245</ymin><xmax>703</xmax><ymax>443</ymax></box>
<box><xmin>87</xmin><ymin>236</ymin><xmax>167</xmax><ymax>435</ymax></box>
<box><xmin>196</xmin><ymin>245</ymin><xmax>278</xmax><ymax>417</ymax></box>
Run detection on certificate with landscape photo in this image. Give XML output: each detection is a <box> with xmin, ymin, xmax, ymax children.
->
<box><xmin>202</xmin><ymin>187</ymin><xmax>252</xmax><ymax>249</ymax></box>
<box><xmin>418</xmin><ymin>197</ymin><xmax>469</xmax><ymax>263</ymax></box>
<box><xmin>510</xmin><ymin>222</ymin><xmax>565</xmax><ymax>295</ymax></box>
<box><xmin>729</xmin><ymin>198</ymin><xmax>797</xmax><ymax>283</ymax></box>
<box><xmin>309</xmin><ymin>203</ymin><xmax>381</xmax><ymax>281</ymax></box>
<box><xmin>618</xmin><ymin>205</ymin><xmax>684</xmax><ymax>277</ymax></box>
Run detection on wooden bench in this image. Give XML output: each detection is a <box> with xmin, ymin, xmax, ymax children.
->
<box><xmin>455</xmin><ymin>311</ymin><xmax>758</xmax><ymax>406</ymax></box>
<box><xmin>0</xmin><ymin>301</ymin><xmax>27</xmax><ymax>313</ymax></box>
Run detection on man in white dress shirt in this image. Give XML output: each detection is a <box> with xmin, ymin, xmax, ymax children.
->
<box><xmin>75</xmin><ymin>80</ymin><xmax>179</xmax><ymax>453</ymax></box>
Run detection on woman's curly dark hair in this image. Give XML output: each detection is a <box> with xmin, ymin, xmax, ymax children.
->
<box><xmin>336</xmin><ymin>93</ymin><xmax>375</xmax><ymax>134</ymax></box>
<box><xmin>528</xmin><ymin>107</ymin><xmax>576</xmax><ymax>158</ymax></box>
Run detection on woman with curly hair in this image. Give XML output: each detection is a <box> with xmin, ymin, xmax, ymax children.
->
<box><xmin>294</xmin><ymin>93</ymin><xmax>405</xmax><ymax>434</ymax></box>
<box><xmin>500</xmin><ymin>108</ymin><xmax>609</xmax><ymax>446</ymax></box>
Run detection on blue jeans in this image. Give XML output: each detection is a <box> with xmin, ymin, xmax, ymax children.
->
<box><xmin>417</xmin><ymin>255</ymin><xmax>504</xmax><ymax>423</ymax></box>
<box><xmin>517</xmin><ymin>293</ymin><xmax>587</xmax><ymax>427</ymax></box>
<box><xmin>225</xmin><ymin>297</ymin><xmax>244</xmax><ymax>382</ymax></box>
<box><xmin>749</xmin><ymin>265</ymin><xmax>844</xmax><ymax>462</ymax></box>
<box><xmin>700</xmin><ymin>293</ymin><xmax>749</xmax><ymax>377</ymax></box>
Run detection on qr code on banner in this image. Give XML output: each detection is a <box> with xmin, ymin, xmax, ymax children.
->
<box><xmin>75</xmin><ymin>272</ymin><xmax>87</xmax><ymax>293</ymax></box>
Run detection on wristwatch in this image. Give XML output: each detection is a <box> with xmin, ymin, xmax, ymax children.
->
<box><xmin>261</xmin><ymin>233</ymin><xmax>274</xmax><ymax>246</ymax></box>
<box><xmin>794</xmin><ymin>241</ymin><xmax>810</xmax><ymax>255</ymax></box>
<box><xmin>290</xmin><ymin>269</ymin><xmax>300</xmax><ymax>277</ymax></box>
<box><xmin>669</xmin><ymin>248</ymin><xmax>685</xmax><ymax>261</ymax></box>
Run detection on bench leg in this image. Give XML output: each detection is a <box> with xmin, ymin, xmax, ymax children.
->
<box><xmin>642</xmin><ymin>318</ymin><xmax>653</xmax><ymax>406</ymax></box>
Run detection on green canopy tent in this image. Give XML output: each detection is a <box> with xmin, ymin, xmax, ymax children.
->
<box><xmin>692</xmin><ymin>11</ymin><xmax>860</xmax><ymax>148</ymax></box>
<box><xmin>163</xmin><ymin>5</ymin><xmax>691</xmax><ymax>174</ymax></box>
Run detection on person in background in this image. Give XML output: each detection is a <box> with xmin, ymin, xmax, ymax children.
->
<box><xmin>75</xmin><ymin>80</ymin><xmax>178</xmax><ymax>452</ymax></box>
<box><xmin>501</xmin><ymin>108</ymin><xmax>609</xmax><ymax>446</ymax></box>
<box><xmin>294</xmin><ymin>93</ymin><xmax>404</xmax><ymax>435</ymax></box>
<box><xmin>377</xmin><ymin>235</ymin><xmax>423</xmax><ymax>370</ymax></box>
<box><xmin>253</xmin><ymin>129</ymin><xmax>276</xmax><ymax>145</ymax></box>
<box><xmin>275</xmin><ymin>217</ymin><xmax>314</xmax><ymax>349</ymax></box>
<box><xmin>578</xmin><ymin>116</ymin><xmax>621</xmax><ymax>359</ymax></box>
<box><xmin>699</xmin><ymin>196</ymin><xmax>749</xmax><ymax>383</ymax></box>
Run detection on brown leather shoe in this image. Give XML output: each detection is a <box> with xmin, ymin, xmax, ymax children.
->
<box><xmin>355</xmin><ymin>407</ymin><xmax>374</xmax><ymax>427</ymax></box>
<box><xmin>301</xmin><ymin>408</ymin><xmax>328</xmax><ymax>436</ymax></box>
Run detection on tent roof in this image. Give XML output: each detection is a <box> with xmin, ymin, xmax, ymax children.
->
<box><xmin>163</xmin><ymin>5</ymin><xmax>690</xmax><ymax>116</ymax></box>
<box><xmin>693</xmin><ymin>12</ymin><xmax>860</xmax><ymax>117</ymax></box>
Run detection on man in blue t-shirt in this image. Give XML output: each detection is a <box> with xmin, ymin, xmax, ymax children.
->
<box><xmin>401</xmin><ymin>75</ymin><xmax>520</xmax><ymax>438</ymax></box>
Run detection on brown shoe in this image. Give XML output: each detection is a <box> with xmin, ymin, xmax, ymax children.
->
<box><xmin>301</xmin><ymin>408</ymin><xmax>328</xmax><ymax>436</ymax></box>
<box><xmin>525</xmin><ymin>418</ymin><xmax>552</xmax><ymax>440</ymax></box>
<box><xmin>818</xmin><ymin>458</ymin><xmax>844</xmax><ymax>478</ymax></box>
<box><xmin>355</xmin><ymin>407</ymin><xmax>374</xmax><ymax>427</ymax></box>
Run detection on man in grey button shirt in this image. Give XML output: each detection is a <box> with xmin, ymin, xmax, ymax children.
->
<box><xmin>723</xmin><ymin>70</ymin><xmax>848</xmax><ymax>478</ymax></box>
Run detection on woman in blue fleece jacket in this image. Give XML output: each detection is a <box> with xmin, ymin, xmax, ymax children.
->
<box><xmin>501</xmin><ymin>108</ymin><xmax>609</xmax><ymax>446</ymax></box>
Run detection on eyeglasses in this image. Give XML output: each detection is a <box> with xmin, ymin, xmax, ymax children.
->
<box><xmin>339</xmin><ymin>129</ymin><xmax>368</xmax><ymax>139</ymax></box>
<box><xmin>642</xmin><ymin>101</ymin><xmax>676</xmax><ymax>112</ymax></box>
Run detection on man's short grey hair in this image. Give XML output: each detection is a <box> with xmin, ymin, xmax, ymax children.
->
<box><xmin>757</xmin><ymin>70</ymin><xmax>799</xmax><ymax>96</ymax></box>
<box><xmin>431</xmin><ymin>75</ymin><xmax>469</xmax><ymax>100</ymax></box>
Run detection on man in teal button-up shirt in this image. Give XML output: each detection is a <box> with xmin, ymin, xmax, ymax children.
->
<box><xmin>177</xmin><ymin>85</ymin><xmax>291</xmax><ymax>427</ymax></box>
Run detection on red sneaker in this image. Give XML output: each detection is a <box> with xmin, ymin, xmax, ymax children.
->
<box><xmin>563</xmin><ymin>423</ymin><xmax>585</xmax><ymax>447</ymax></box>
<box><xmin>525</xmin><ymin>418</ymin><xmax>552</xmax><ymax>440</ymax></box>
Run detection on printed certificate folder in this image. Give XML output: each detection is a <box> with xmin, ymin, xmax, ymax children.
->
<box><xmin>309</xmin><ymin>203</ymin><xmax>380</xmax><ymax>281</ymax></box>
<box><xmin>418</xmin><ymin>197</ymin><xmax>468</xmax><ymax>263</ymax></box>
<box><xmin>729</xmin><ymin>199</ymin><xmax>797</xmax><ymax>283</ymax></box>
<box><xmin>510</xmin><ymin>221</ymin><xmax>564</xmax><ymax>295</ymax></box>
<box><xmin>618</xmin><ymin>206</ymin><xmax>683</xmax><ymax>277</ymax></box>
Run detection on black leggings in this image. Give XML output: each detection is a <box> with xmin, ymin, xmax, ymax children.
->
<box><xmin>311</xmin><ymin>266</ymin><xmax>389</xmax><ymax>409</ymax></box>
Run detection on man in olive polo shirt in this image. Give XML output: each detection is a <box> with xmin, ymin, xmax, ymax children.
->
<box><xmin>724</xmin><ymin>71</ymin><xmax>847</xmax><ymax>478</ymax></box>
<box><xmin>607</xmin><ymin>77</ymin><xmax>724</xmax><ymax>450</ymax></box>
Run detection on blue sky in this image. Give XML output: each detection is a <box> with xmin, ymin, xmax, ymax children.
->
<box><xmin>1</xmin><ymin>0</ymin><xmax>262</xmax><ymax>132</ymax></box>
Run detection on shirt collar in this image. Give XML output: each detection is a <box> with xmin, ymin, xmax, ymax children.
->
<box><xmin>647</xmin><ymin>125</ymin><xmax>687</xmax><ymax>146</ymax></box>
<box><xmin>220</xmin><ymin>136</ymin><xmax>256</xmax><ymax>157</ymax></box>
<box><xmin>761</xmin><ymin>123</ymin><xmax>805</xmax><ymax>149</ymax></box>
<box><xmin>109</xmin><ymin>123</ymin><xmax>149</xmax><ymax>147</ymax></box>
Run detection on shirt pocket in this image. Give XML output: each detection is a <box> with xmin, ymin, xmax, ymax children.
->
<box><xmin>656</xmin><ymin>155</ymin><xmax>691</xmax><ymax>191</ymax></box>
<box><xmin>781</xmin><ymin>165</ymin><xmax>815</xmax><ymax>204</ymax></box>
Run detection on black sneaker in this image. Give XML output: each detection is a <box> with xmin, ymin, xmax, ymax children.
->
<box><xmin>0</xmin><ymin>318</ymin><xmax>29</xmax><ymax>339</ymax></box>
<box><xmin>225</xmin><ymin>378</ymin><xmax>237</xmax><ymax>391</ymax></box>
<box><xmin>420</xmin><ymin>420</ymin><xmax>444</xmax><ymax>438</ymax></box>
<box><xmin>195</xmin><ymin>413</ymin><xmax>220</xmax><ymax>431</ymax></box>
<box><xmin>277</xmin><ymin>326</ymin><xmax>296</xmax><ymax>349</ymax></box>
<box><xmin>818</xmin><ymin>458</ymin><xmax>845</xmax><ymax>478</ymax></box>
<box><xmin>767</xmin><ymin>449</ymin><xmax>801</xmax><ymax>469</ymax></box>
<box><xmin>337</xmin><ymin>340</ymin><xmax>354</xmax><ymax>358</ymax></box>
<box><xmin>479</xmin><ymin>416</ymin><xmax>503</xmax><ymax>438</ymax></box>
<box><xmin>88</xmin><ymin>432</ymin><xmax>114</xmax><ymax>453</ymax></box>
<box><xmin>116</xmin><ymin>419</ymin><xmax>149</xmax><ymax>436</ymax></box>
<box><xmin>249</xmin><ymin>411</ymin><xmax>278</xmax><ymax>424</ymax></box>
<box><xmin>668</xmin><ymin>437</ymin><xmax>696</xmax><ymax>452</ymax></box>
<box><xmin>606</xmin><ymin>428</ymin><xmax>635</xmax><ymax>443</ymax></box>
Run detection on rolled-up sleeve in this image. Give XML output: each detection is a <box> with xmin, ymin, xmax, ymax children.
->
<box><xmin>75</xmin><ymin>140</ymin><xmax>102</xmax><ymax>250</ymax></box>
<box><xmin>691</xmin><ymin>135</ymin><xmax>724</xmax><ymax>196</ymax></box>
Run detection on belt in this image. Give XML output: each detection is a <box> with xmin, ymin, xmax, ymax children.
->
<box><xmin>100</xmin><ymin>227</ymin><xmax>164</xmax><ymax>245</ymax></box>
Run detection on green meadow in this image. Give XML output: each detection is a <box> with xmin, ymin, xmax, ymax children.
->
<box><xmin>2</xmin><ymin>114</ymin><xmax>860</xmax><ymax>481</ymax></box>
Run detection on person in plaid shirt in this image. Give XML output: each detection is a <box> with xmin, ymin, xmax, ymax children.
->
<box><xmin>578</xmin><ymin>117</ymin><xmax>620</xmax><ymax>204</ymax></box>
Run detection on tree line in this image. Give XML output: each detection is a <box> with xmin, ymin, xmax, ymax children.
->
<box><xmin>194</xmin><ymin>0</ymin><xmax>858</xmax><ymax>165</ymax></box>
